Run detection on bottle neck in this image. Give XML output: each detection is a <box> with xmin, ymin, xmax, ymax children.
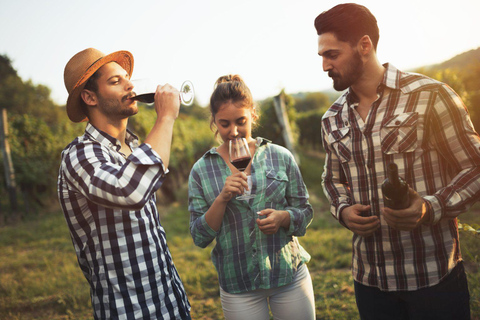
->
<box><xmin>387</xmin><ymin>163</ymin><xmax>400</xmax><ymax>186</ymax></box>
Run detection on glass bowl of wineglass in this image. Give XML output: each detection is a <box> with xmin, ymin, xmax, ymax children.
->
<box><xmin>229</xmin><ymin>137</ymin><xmax>255</xmax><ymax>200</ymax></box>
<box><xmin>130</xmin><ymin>79</ymin><xmax>195</xmax><ymax>106</ymax></box>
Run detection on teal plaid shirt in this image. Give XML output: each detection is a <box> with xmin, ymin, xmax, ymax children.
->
<box><xmin>188</xmin><ymin>137</ymin><xmax>313</xmax><ymax>294</ymax></box>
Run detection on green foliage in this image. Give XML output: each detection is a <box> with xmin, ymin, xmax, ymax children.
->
<box><xmin>290</xmin><ymin>91</ymin><xmax>339</xmax><ymax>150</ymax></box>
<box><xmin>294</xmin><ymin>91</ymin><xmax>330</xmax><ymax>113</ymax></box>
<box><xmin>179</xmin><ymin>100</ymin><xmax>209</xmax><ymax>120</ymax></box>
<box><xmin>253</xmin><ymin>91</ymin><xmax>298</xmax><ymax>147</ymax></box>
<box><xmin>0</xmin><ymin>211</ymin><xmax>92</xmax><ymax>319</ymax></box>
<box><xmin>8</xmin><ymin>114</ymin><xmax>58</xmax><ymax>203</ymax></box>
<box><xmin>0</xmin><ymin>54</ymin><xmax>80</xmax><ymax>214</ymax></box>
<box><xmin>459</xmin><ymin>222</ymin><xmax>480</xmax><ymax>235</ymax></box>
<box><xmin>128</xmin><ymin>105</ymin><xmax>216</xmax><ymax>203</ymax></box>
<box><xmin>296</xmin><ymin>110</ymin><xmax>324</xmax><ymax>150</ymax></box>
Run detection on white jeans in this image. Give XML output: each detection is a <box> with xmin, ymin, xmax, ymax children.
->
<box><xmin>219</xmin><ymin>264</ymin><xmax>316</xmax><ymax>320</ymax></box>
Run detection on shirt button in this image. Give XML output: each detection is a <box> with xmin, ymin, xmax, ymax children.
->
<box><xmin>395</xmin><ymin>120</ymin><xmax>401</xmax><ymax>125</ymax></box>
<box><xmin>344</xmin><ymin>121</ymin><xmax>349</xmax><ymax>126</ymax></box>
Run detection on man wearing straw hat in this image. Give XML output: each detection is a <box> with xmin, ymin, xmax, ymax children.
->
<box><xmin>58</xmin><ymin>48</ymin><xmax>191</xmax><ymax>319</ymax></box>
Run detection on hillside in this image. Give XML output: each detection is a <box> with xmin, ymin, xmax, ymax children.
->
<box><xmin>428</xmin><ymin>47</ymin><xmax>480</xmax><ymax>71</ymax></box>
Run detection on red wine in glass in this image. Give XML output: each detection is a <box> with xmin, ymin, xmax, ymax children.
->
<box><xmin>231</xmin><ymin>156</ymin><xmax>251</xmax><ymax>172</ymax></box>
<box><xmin>130</xmin><ymin>79</ymin><xmax>195</xmax><ymax>106</ymax></box>
<box><xmin>130</xmin><ymin>93</ymin><xmax>155</xmax><ymax>103</ymax></box>
<box><xmin>229</xmin><ymin>137</ymin><xmax>255</xmax><ymax>200</ymax></box>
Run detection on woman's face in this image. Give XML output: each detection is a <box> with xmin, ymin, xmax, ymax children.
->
<box><xmin>214</xmin><ymin>101</ymin><xmax>254</xmax><ymax>143</ymax></box>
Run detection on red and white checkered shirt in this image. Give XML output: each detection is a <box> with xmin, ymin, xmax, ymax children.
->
<box><xmin>321</xmin><ymin>63</ymin><xmax>480</xmax><ymax>291</ymax></box>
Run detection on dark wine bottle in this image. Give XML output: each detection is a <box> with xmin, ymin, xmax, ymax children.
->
<box><xmin>382</xmin><ymin>162</ymin><xmax>410</xmax><ymax>210</ymax></box>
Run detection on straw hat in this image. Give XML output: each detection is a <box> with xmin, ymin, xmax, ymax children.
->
<box><xmin>64</xmin><ymin>48</ymin><xmax>134</xmax><ymax>122</ymax></box>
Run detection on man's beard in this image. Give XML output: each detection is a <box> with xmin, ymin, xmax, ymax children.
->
<box><xmin>330</xmin><ymin>51</ymin><xmax>364</xmax><ymax>91</ymax></box>
<box><xmin>98</xmin><ymin>94</ymin><xmax>138</xmax><ymax>118</ymax></box>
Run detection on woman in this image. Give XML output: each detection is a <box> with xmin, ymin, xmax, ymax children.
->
<box><xmin>188</xmin><ymin>75</ymin><xmax>315</xmax><ymax>320</ymax></box>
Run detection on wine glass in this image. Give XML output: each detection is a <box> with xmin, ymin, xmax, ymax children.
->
<box><xmin>229</xmin><ymin>137</ymin><xmax>255</xmax><ymax>200</ymax></box>
<box><xmin>130</xmin><ymin>79</ymin><xmax>195</xmax><ymax>106</ymax></box>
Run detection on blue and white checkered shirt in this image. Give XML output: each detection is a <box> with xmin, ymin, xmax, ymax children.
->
<box><xmin>58</xmin><ymin>123</ymin><xmax>190</xmax><ymax>319</ymax></box>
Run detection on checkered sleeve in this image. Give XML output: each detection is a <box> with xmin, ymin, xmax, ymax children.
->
<box><xmin>321</xmin><ymin>115</ymin><xmax>353</xmax><ymax>223</ymax></box>
<box><xmin>283</xmin><ymin>150</ymin><xmax>313</xmax><ymax>236</ymax></box>
<box><xmin>188</xmin><ymin>161</ymin><xmax>219</xmax><ymax>248</ymax></box>
<box><xmin>423</xmin><ymin>84</ymin><xmax>480</xmax><ymax>224</ymax></box>
<box><xmin>62</xmin><ymin>141</ymin><xmax>166</xmax><ymax>210</ymax></box>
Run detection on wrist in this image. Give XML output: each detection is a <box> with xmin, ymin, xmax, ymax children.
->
<box><xmin>155</xmin><ymin>115</ymin><xmax>176</xmax><ymax>125</ymax></box>
<box><xmin>280</xmin><ymin>210</ymin><xmax>291</xmax><ymax>228</ymax></box>
<box><xmin>215</xmin><ymin>193</ymin><xmax>231</xmax><ymax>206</ymax></box>
<box><xmin>421</xmin><ymin>200</ymin><xmax>433</xmax><ymax>225</ymax></box>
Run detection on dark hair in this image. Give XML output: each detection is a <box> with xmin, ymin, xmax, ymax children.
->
<box><xmin>209</xmin><ymin>74</ymin><xmax>258</xmax><ymax>136</ymax></box>
<box><xmin>80</xmin><ymin>69</ymin><xmax>102</xmax><ymax>118</ymax></box>
<box><xmin>314</xmin><ymin>3</ymin><xmax>379</xmax><ymax>50</ymax></box>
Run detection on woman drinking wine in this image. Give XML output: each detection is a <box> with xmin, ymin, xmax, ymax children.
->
<box><xmin>188</xmin><ymin>74</ymin><xmax>315</xmax><ymax>320</ymax></box>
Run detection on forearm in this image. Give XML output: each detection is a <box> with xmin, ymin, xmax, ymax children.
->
<box><xmin>144</xmin><ymin>116</ymin><xmax>176</xmax><ymax>168</ymax></box>
<box><xmin>204</xmin><ymin>196</ymin><xmax>229</xmax><ymax>232</ymax></box>
<box><xmin>279</xmin><ymin>211</ymin><xmax>291</xmax><ymax>229</ymax></box>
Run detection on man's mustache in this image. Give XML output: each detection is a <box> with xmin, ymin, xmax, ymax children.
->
<box><xmin>328</xmin><ymin>71</ymin><xmax>340</xmax><ymax>78</ymax></box>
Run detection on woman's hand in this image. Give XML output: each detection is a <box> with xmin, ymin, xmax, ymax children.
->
<box><xmin>218</xmin><ymin>172</ymin><xmax>248</xmax><ymax>202</ymax></box>
<box><xmin>256</xmin><ymin>209</ymin><xmax>290</xmax><ymax>235</ymax></box>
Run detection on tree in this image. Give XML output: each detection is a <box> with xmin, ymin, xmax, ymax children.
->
<box><xmin>9</xmin><ymin>114</ymin><xmax>60</xmax><ymax>211</ymax></box>
<box><xmin>0</xmin><ymin>54</ymin><xmax>81</xmax><ymax>215</ymax></box>
<box><xmin>294</xmin><ymin>92</ymin><xmax>330</xmax><ymax>113</ymax></box>
<box><xmin>254</xmin><ymin>90</ymin><xmax>298</xmax><ymax>147</ymax></box>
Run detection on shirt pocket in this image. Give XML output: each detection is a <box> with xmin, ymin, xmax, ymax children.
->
<box><xmin>264</xmin><ymin>170</ymin><xmax>289</xmax><ymax>202</ymax></box>
<box><xmin>327</xmin><ymin>127</ymin><xmax>351</xmax><ymax>163</ymax></box>
<box><xmin>381</xmin><ymin>112</ymin><xmax>418</xmax><ymax>154</ymax></box>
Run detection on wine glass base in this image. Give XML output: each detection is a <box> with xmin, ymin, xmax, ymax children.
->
<box><xmin>237</xmin><ymin>194</ymin><xmax>256</xmax><ymax>201</ymax></box>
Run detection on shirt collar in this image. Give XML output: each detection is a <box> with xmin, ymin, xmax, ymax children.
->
<box><xmin>85</xmin><ymin>123</ymin><xmax>139</xmax><ymax>151</ymax></box>
<box><xmin>346</xmin><ymin>63</ymin><xmax>400</xmax><ymax>106</ymax></box>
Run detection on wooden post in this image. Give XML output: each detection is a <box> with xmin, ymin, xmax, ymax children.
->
<box><xmin>273</xmin><ymin>93</ymin><xmax>300</xmax><ymax>166</ymax></box>
<box><xmin>0</xmin><ymin>108</ymin><xmax>18</xmax><ymax>211</ymax></box>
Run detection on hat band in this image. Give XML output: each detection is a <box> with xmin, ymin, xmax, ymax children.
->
<box><xmin>73</xmin><ymin>56</ymin><xmax>104</xmax><ymax>91</ymax></box>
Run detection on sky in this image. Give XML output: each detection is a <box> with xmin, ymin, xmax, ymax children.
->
<box><xmin>1</xmin><ymin>0</ymin><xmax>480</xmax><ymax>107</ymax></box>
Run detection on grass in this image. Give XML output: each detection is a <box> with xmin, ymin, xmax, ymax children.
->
<box><xmin>0</xmin><ymin>150</ymin><xmax>479</xmax><ymax>319</ymax></box>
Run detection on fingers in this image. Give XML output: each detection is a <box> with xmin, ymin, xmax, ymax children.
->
<box><xmin>256</xmin><ymin>210</ymin><xmax>275</xmax><ymax>234</ymax></box>
<box><xmin>341</xmin><ymin>205</ymin><xmax>380</xmax><ymax>237</ymax></box>
<box><xmin>382</xmin><ymin>193</ymin><xmax>426</xmax><ymax>231</ymax></box>
<box><xmin>256</xmin><ymin>219</ymin><xmax>277</xmax><ymax>234</ymax></box>
<box><xmin>348</xmin><ymin>219</ymin><xmax>380</xmax><ymax>237</ymax></box>
<box><xmin>220</xmin><ymin>173</ymin><xmax>248</xmax><ymax>200</ymax></box>
<box><xmin>154</xmin><ymin>84</ymin><xmax>180</xmax><ymax>119</ymax></box>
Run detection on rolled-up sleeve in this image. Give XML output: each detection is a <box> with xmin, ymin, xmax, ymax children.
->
<box><xmin>284</xmin><ymin>151</ymin><xmax>313</xmax><ymax>236</ymax></box>
<box><xmin>423</xmin><ymin>84</ymin><xmax>480</xmax><ymax>224</ymax></box>
<box><xmin>188</xmin><ymin>164</ymin><xmax>218</xmax><ymax>248</ymax></box>
<box><xmin>62</xmin><ymin>141</ymin><xmax>166</xmax><ymax>210</ymax></box>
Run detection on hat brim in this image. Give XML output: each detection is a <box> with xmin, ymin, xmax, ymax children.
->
<box><xmin>66</xmin><ymin>50</ymin><xmax>134</xmax><ymax>122</ymax></box>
